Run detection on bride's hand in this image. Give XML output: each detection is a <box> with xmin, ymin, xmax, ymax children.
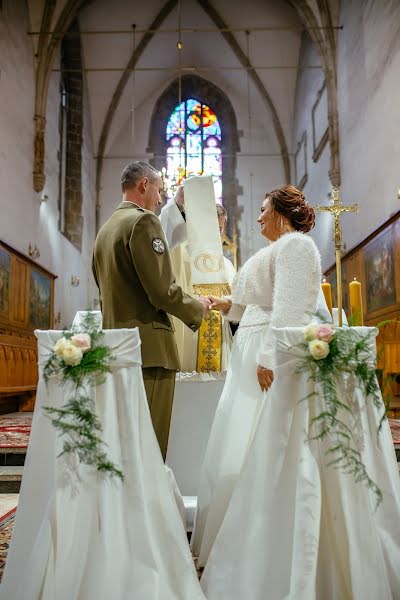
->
<box><xmin>207</xmin><ymin>295</ymin><xmax>232</xmax><ymax>313</ymax></box>
<box><xmin>257</xmin><ymin>366</ymin><xmax>274</xmax><ymax>392</ymax></box>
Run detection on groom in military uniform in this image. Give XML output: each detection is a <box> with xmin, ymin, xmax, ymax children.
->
<box><xmin>92</xmin><ymin>161</ymin><xmax>209</xmax><ymax>459</ymax></box>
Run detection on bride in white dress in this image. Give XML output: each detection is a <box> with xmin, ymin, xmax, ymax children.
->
<box><xmin>200</xmin><ymin>187</ymin><xmax>400</xmax><ymax>598</ymax></box>
<box><xmin>191</xmin><ymin>185</ymin><xmax>328</xmax><ymax>567</ymax></box>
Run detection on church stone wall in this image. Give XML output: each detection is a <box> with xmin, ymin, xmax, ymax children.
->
<box><xmin>292</xmin><ymin>31</ymin><xmax>333</xmax><ymax>272</ymax></box>
<box><xmin>0</xmin><ymin>1</ymin><xmax>96</xmax><ymax>327</ymax></box>
<box><xmin>337</xmin><ymin>0</ymin><xmax>400</xmax><ymax>258</ymax></box>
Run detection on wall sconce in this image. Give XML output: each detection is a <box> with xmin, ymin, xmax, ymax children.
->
<box><xmin>397</xmin><ymin>189</ymin><xmax>400</xmax><ymax>200</ymax></box>
<box><xmin>40</xmin><ymin>194</ymin><xmax>49</xmax><ymax>203</ymax></box>
<box><xmin>71</xmin><ymin>276</ymin><xmax>80</xmax><ymax>287</ymax></box>
<box><xmin>28</xmin><ymin>243</ymin><xmax>40</xmax><ymax>259</ymax></box>
<box><xmin>54</xmin><ymin>311</ymin><xmax>62</xmax><ymax>326</ymax></box>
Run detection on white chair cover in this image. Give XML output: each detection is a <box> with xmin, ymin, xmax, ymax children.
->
<box><xmin>1</xmin><ymin>327</ymin><xmax>204</xmax><ymax>600</ymax></box>
<box><xmin>202</xmin><ymin>327</ymin><xmax>400</xmax><ymax>600</ymax></box>
<box><xmin>72</xmin><ymin>310</ymin><xmax>102</xmax><ymax>330</ymax></box>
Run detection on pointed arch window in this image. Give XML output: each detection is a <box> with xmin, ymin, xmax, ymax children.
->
<box><xmin>165</xmin><ymin>98</ymin><xmax>223</xmax><ymax>203</ymax></box>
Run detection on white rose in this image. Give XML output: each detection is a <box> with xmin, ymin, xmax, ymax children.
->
<box><xmin>304</xmin><ymin>324</ymin><xmax>319</xmax><ymax>342</ymax></box>
<box><xmin>308</xmin><ymin>339</ymin><xmax>330</xmax><ymax>360</ymax></box>
<box><xmin>54</xmin><ymin>336</ymin><xmax>68</xmax><ymax>357</ymax></box>
<box><xmin>62</xmin><ymin>341</ymin><xmax>83</xmax><ymax>366</ymax></box>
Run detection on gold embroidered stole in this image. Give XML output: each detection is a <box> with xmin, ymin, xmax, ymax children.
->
<box><xmin>183</xmin><ymin>176</ymin><xmax>230</xmax><ymax>372</ymax></box>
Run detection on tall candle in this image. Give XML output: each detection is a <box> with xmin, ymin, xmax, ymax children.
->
<box><xmin>349</xmin><ymin>277</ymin><xmax>363</xmax><ymax>326</ymax></box>
<box><xmin>321</xmin><ymin>278</ymin><xmax>333</xmax><ymax>317</ymax></box>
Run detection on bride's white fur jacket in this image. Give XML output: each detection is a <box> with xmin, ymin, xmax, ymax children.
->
<box><xmin>226</xmin><ymin>231</ymin><xmax>322</xmax><ymax>368</ymax></box>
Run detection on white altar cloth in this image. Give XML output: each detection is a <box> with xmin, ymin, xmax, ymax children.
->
<box><xmin>1</xmin><ymin>328</ymin><xmax>204</xmax><ymax>600</ymax></box>
<box><xmin>166</xmin><ymin>373</ymin><xmax>225</xmax><ymax>496</ymax></box>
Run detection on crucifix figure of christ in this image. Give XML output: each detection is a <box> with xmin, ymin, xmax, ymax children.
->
<box><xmin>315</xmin><ymin>187</ymin><xmax>359</xmax><ymax>326</ymax></box>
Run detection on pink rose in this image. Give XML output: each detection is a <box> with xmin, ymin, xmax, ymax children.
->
<box><xmin>71</xmin><ymin>333</ymin><xmax>91</xmax><ymax>353</ymax></box>
<box><xmin>315</xmin><ymin>324</ymin><xmax>334</xmax><ymax>343</ymax></box>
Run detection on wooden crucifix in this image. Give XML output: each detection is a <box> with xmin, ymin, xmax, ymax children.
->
<box><xmin>316</xmin><ymin>187</ymin><xmax>359</xmax><ymax>326</ymax></box>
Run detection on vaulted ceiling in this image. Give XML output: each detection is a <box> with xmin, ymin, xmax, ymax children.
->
<box><xmin>27</xmin><ymin>0</ymin><xmax>339</xmax><ymax>193</ymax></box>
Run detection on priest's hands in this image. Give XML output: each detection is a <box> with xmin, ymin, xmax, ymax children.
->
<box><xmin>257</xmin><ymin>365</ymin><xmax>274</xmax><ymax>392</ymax></box>
<box><xmin>207</xmin><ymin>295</ymin><xmax>232</xmax><ymax>314</ymax></box>
<box><xmin>174</xmin><ymin>186</ymin><xmax>184</xmax><ymax>208</ymax></box>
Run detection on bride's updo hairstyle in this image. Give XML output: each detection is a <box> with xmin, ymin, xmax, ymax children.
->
<box><xmin>267</xmin><ymin>185</ymin><xmax>315</xmax><ymax>233</ymax></box>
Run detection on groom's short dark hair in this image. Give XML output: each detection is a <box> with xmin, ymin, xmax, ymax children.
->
<box><xmin>121</xmin><ymin>161</ymin><xmax>159</xmax><ymax>192</ymax></box>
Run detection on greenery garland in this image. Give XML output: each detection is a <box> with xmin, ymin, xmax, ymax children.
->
<box><xmin>42</xmin><ymin>312</ymin><xmax>124</xmax><ymax>480</ymax></box>
<box><xmin>295</xmin><ymin>321</ymin><xmax>385</xmax><ymax>507</ymax></box>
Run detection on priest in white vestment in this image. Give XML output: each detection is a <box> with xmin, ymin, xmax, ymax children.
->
<box><xmin>160</xmin><ymin>184</ymin><xmax>236</xmax><ymax>373</ymax></box>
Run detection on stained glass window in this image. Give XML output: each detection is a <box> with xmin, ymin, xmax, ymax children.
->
<box><xmin>165</xmin><ymin>98</ymin><xmax>223</xmax><ymax>204</ymax></box>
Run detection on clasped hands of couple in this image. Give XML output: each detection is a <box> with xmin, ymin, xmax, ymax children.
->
<box><xmin>197</xmin><ymin>294</ymin><xmax>274</xmax><ymax>393</ymax></box>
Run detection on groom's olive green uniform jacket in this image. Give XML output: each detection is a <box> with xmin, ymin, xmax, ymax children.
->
<box><xmin>92</xmin><ymin>202</ymin><xmax>203</xmax><ymax>370</ymax></box>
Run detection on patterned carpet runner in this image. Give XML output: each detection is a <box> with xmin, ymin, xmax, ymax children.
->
<box><xmin>0</xmin><ymin>509</ymin><xmax>16</xmax><ymax>581</ymax></box>
<box><xmin>0</xmin><ymin>414</ymin><xmax>31</xmax><ymax>449</ymax></box>
<box><xmin>389</xmin><ymin>419</ymin><xmax>400</xmax><ymax>445</ymax></box>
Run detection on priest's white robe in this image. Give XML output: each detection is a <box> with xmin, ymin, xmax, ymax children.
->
<box><xmin>160</xmin><ymin>201</ymin><xmax>235</xmax><ymax>372</ymax></box>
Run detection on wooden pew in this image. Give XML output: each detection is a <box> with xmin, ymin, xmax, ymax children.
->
<box><xmin>376</xmin><ymin>320</ymin><xmax>400</xmax><ymax>417</ymax></box>
<box><xmin>0</xmin><ymin>333</ymin><xmax>38</xmax><ymax>413</ymax></box>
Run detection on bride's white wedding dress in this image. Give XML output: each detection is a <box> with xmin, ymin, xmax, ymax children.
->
<box><xmin>191</xmin><ymin>232</ymin><xmax>327</xmax><ymax>567</ymax></box>
<box><xmin>201</xmin><ymin>325</ymin><xmax>400</xmax><ymax>599</ymax></box>
<box><xmin>196</xmin><ymin>232</ymin><xmax>400</xmax><ymax>598</ymax></box>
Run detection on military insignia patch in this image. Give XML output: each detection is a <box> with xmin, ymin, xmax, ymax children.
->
<box><xmin>152</xmin><ymin>238</ymin><xmax>165</xmax><ymax>254</ymax></box>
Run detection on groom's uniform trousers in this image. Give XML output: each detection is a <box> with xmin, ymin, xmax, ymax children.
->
<box><xmin>92</xmin><ymin>201</ymin><xmax>203</xmax><ymax>460</ymax></box>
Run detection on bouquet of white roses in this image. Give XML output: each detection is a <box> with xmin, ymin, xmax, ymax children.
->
<box><xmin>53</xmin><ymin>333</ymin><xmax>91</xmax><ymax>366</ymax></box>
<box><xmin>295</xmin><ymin>320</ymin><xmax>384</xmax><ymax>506</ymax></box>
<box><xmin>43</xmin><ymin>312</ymin><xmax>123</xmax><ymax>480</ymax></box>
<box><xmin>304</xmin><ymin>323</ymin><xmax>335</xmax><ymax>359</ymax></box>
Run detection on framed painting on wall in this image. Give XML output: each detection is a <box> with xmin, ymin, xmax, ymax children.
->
<box><xmin>364</xmin><ymin>227</ymin><xmax>397</xmax><ymax>313</ymax></box>
<box><xmin>0</xmin><ymin>248</ymin><xmax>10</xmax><ymax>317</ymax></box>
<box><xmin>29</xmin><ymin>268</ymin><xmax>52</xmax><ymax>329</ymax></box>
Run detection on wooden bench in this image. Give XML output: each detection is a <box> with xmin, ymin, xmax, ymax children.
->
<box><xmin>0</xmin><ymin>333</ymin><xmax>38</xmax><ymax>412</ymax></box>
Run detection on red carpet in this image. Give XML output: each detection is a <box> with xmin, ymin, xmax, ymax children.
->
<box><xmin>0</xmin><ymin>413</ymin><xmax>399</xmax><ymax>449</ymax></box>
<box><xmin>389</xmin><ymin>419</ymin><xmax>400</xmax><ymax>446</ymax></box>
<box><xmin>0</xmin><ymin>508</ymin><xmax>16</xmax><ymax>582</ymax></box>
<box><xmin>0</xmin><ymin>415</ymin><xmax>31</xmax><ymax>449</ymax></box>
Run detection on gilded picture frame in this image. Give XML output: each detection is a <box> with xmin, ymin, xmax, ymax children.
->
<box><xmin>364</xmin><ymin>227</ymin><xmax>397</xmax><ymax>314</ymax></box>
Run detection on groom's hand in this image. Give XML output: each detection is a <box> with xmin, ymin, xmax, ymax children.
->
<box><xmin>257</xmin><ymin>366</ymin><xmax>274</xmax><ymax>392</ymax></box>
<box><xmin>198</xmin><ymin>295</ymin><xmax>212</xmax><ymax>316</ymax></box>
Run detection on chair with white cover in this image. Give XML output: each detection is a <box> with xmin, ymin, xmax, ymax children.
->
<box><xmin>1</xmin><ymin>321</ymin><xmax>204</xmax><ymax>600</ymax></box>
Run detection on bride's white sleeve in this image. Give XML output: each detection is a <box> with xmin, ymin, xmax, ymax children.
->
<box><xmin>223</xmin><ymin>270</ymin><xmax>245</xmax><ymax>322</ymax></box>
<box><xmin>257</xmin><ymin>236</ymin><xmax>321</xmax><ymax>368</ymax></box>
<box><xmin>224</xmin><ymin>300</ymin><xmax>245</xmax><ymax>322</ymax></box>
